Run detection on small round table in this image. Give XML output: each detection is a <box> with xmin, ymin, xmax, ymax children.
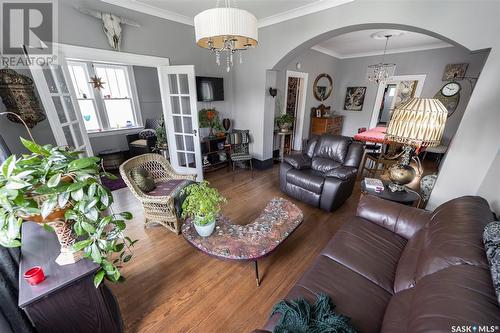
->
<box><xmin>360</xmin><ymin>179</ymin><xmax>421</xmax><ymax>207</ymax></box>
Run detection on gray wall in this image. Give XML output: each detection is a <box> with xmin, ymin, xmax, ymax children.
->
<box><xmin>0</xmin><ymin>69</ymin><xmax>56</xmax><ymax>154</ymax></box>
<box><xmin>275</xmin><ymin>49</ymin><xmax>339</xmax><ymax>146</ymax></box>
<box><xmin>331</xmin><ymin>47</ymin><xmax>489</xmax><ymax>143</ymax></box>
<box><xmin>477</xmin><ymin>149</ymin><xmax>500</xmax><ymax>216</ymax></box>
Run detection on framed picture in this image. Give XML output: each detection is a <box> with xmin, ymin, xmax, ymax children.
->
<box><xmin>442</xmin><ymin>63</ymin><xmax>468</xmax><ymax>81</ymax></box>
<box><xmin>344</xmin><ymin>87</ymin><xmax>366</xmax><ymax>111</ymax></box>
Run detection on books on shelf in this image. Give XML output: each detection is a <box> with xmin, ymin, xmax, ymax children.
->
<box><xmin>364</xmin><ymin>178</ymin><xmax>384</xmax><ymax>193</ymax></box>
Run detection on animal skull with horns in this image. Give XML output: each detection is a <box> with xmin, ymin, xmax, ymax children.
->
<box><xmin>75</xmin><ymin>6</ymin><xmax>140</xmax><ymax>51</ymax></box>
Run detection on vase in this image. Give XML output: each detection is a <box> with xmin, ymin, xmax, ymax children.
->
<box><xmin>47</xmin><ymin>220</ymin><xmax>83</xmax><ymax>265</ymax></box>
<box><xmin>194</xmin><ymin>218</ymin><xmax>216</xmax><ymax>237</ymax></box>
<box><xmin>222</xmin><ymin>118</ymin><xmax>231</xmax><ymax>132</ymax></box>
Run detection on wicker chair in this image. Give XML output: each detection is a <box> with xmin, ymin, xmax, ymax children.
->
<box><xmin>119</xmin><ymin>153</ymin><xmax>196</xmax><ymax>234</ymax></box>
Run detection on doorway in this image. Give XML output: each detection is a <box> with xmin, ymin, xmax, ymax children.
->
<box><xmin>285</xmin><ymin>71</ymin><xmax>308</xmax><ymax>151</ymax></box>
<box><xmin>369</xmin><ymin>74</ymin><xmax>426</xmax><ymax>129</ymax></box>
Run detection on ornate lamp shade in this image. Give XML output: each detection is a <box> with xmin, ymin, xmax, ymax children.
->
<box><xmin>194</xmin><ymin>8</ymin><xmax>258</xmax><ymax>50</ymax></box>
<box><xmin>386</xmin><ymin>98</ymin><xmax>448</xmax><ymax>148</ymax></box>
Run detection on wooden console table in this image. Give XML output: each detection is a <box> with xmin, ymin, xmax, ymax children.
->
<box><xmin>18</xmin><ymin>222</ymin><xmax>123</xmax><ymax>333</ymax></box>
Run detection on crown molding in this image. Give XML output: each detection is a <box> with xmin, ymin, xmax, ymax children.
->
<box><xmin>100</xmin><ymin>0</ymin><xmax>194</xmax><ymax>26</ymax></box>
<box><xmin>100</xmin><ymin>0</ymin><xmax>354</xmax><ymax>28</ymax></box>
<box><xmin>312</xmin><ymin>42</ymin><xmax>453</xmax><ymax>59</ymax></box>
<box><xmin>257</xmin><ymin>0</ymin><xmax>354</xmax><ymax>28</ymax></box>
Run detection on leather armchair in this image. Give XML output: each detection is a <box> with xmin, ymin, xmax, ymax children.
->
<box><xmin>280</xmin><ymin>134</ymin><xmax>364</xmax><ymax>211</ymax></box>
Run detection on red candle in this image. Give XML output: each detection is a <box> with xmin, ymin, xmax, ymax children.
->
<box><xmin>23</xmin><ymin>266</ymin><xmax>45</xmax><ymax>285</ymax></box>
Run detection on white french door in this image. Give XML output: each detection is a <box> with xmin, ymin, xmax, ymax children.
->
<box><xmin>29</xmin><ymin>57</ymin><xmax>93</xmax><ymax>156</ymax></box>
<box><xmin>158</xmin><ymin>65</ymin><xmax>203</xmax><ymax>181</ymax></box>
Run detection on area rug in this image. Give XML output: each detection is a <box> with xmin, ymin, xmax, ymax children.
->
<box><xmin>100</xmin><ymin>172</ymin><xmax>127</xmax><ymax>191</ymax></box>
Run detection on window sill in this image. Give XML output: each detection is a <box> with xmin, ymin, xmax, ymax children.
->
<box><xmin>88</xmin><ymin>127</ymin><xmax>144</xmax><ymax>138</ymax></box>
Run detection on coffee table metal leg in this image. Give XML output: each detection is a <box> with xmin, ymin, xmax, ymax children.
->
<box><xmin>254</xmin><ymin>260</ymin><xmax>260</xmax><ymax>287</ymax></box>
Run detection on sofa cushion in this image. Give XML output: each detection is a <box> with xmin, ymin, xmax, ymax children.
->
<box><xmin>138</xmin><ymin>129</ymin><xmax>156</xmax><ymax>139</ymax></box>
<box><xmin>321</xmin><ymin>217</ymin><xmax>407</xmax><ymax>293</ymax></box>
<box><xmin>313</xmin><ymin>135</ymin><xmax>352</xmax><ymax>163</ymax></box>
<box><xmin>414</xmin><ymin>196</ymin><xmax>493</xmax><ymax>281</ymax></box>
<box><xmin>286</xmin><ymin>169</ymin><xmax>325</xmax><ymax>194</ymax></box>
<box><xmin>147</xmin><ymin>179</ymin><xmax>190</xmax><ymax>197</ymax></box>
<box><xmin>384</xmin><ymin>265</ymin><xmax>500</xmax><ymax>332</ymax></box>
<box><xmin>311</xmin><ymin>157</ymin><xmax>342</xmax><ymax>173</ymax></box>
<box><xmin>305</xmin><ymin>136</ymin><xmax>319</xmax><ymax>158</ymax></box>
<box><xmin>279</xmin><ymin>255</ymin><xmax>392</xmax><ymax>333</ymax></box>
<box><xmin>483</xmin><ymin>221</ymin><xmax>500</xmax><ymax>305</ymax></box>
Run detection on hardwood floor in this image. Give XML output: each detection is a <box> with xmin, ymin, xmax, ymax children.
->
<box><xmin>109</xmin><ymin>164</ymin><xmax>362</xmax><ymax>333</ymax></box>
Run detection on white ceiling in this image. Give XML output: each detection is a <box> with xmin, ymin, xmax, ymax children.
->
<box><xmin>312</xmin><ymin>29</ymin><xmax>453</xmax><ymax>59</ymax></box>
<box><xmin>100</xmin><ymin>0</ymin><xmax>354</xmax><ymax>27</ymax></box>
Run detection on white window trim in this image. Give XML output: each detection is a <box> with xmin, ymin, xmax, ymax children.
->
<box><xmin>67</xmin><ymin>60</ymin><xmax>143</xmax><ymax>134</ymax></box>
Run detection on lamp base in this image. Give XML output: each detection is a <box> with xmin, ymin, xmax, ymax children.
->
<box><xmin>388</xmin><ymin>145</ymin><xmax>416</xmax><ymax>192</ymax></box>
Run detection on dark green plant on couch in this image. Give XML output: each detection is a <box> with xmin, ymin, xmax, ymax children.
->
<box><xmin>0</xmin><ymin>138</ymin><xmax>137</xmax><ymax>287</ymax></box>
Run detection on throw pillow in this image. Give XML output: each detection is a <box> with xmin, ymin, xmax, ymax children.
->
<box><xmin>483</xmin><ymin>221</ymin><xmax>500</xmax><ymax>305</ymax></box>
<box><xmin>130</xmin><ymin>167</ymin><xmax>156</xmax><ymax>192</ymax></box>
<box><xmin>138</xmin><ymin>129</ymin><xmax>156</xmax><ymax>139</ymax></box>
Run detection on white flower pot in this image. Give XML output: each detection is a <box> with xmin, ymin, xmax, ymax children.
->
<box><xmin>194</xmin><ymin>218</ymin><xmax>216</xmax><ymax>237</ymax></box>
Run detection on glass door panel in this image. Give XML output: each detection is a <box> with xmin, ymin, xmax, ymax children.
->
<box><xmin>159</xmin><ymin>65</ymin><xmax>202</xmax><ymax>180</ymax></box>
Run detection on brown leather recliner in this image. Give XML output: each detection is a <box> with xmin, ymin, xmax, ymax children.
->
<box><xmin>256</xmin><ymin>195</ymin><xmax>500</xmax><ymax>332</ymax></box>
<box><xmin>280</xmin><ymin>134</ymin><xmax>364</xmax><ymax>211</ymax></box>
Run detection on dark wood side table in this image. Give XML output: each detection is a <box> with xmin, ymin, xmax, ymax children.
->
<box><xmin>18</xmin><ymin>222</ymin><xmax>123</xmax><ymax>333</ymax></box>
<box><xmin>360</xmin><ymin>179</ymin><xmax>421</xmax><ymax>207</ymax></box>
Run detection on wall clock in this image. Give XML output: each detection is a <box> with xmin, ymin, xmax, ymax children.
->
<box><xmin>441</xmin><ymin>81</ymin><xmax>461</xmax><ymax>96</ymax></box>
<box><xmin>433</xmin><ymin>82</ymin><xmax>461</xmax><ymax>117</ymax></box>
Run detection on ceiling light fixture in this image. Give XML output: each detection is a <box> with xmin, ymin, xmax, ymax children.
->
<box><xmin>194</xmin><ymin>0</ymin><xmax>258</xmax><ymax>72</ymax></box>
<box><xmin>367</xmin><ymin>35</ymin><xmax>396</xmax><ymax>84</ymax></box>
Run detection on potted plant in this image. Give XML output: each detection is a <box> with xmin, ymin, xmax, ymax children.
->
<box><xmin>0</xmin><ymin>138</ymin><xmax>137</xmax><ymax>287</ymax></box>
<box><xmin>181</xmin><ymin>181</ymin><xmax>226</xmax><ymax>237</ymax></box>
<box><xmin>276</xmin><ymin>113</ymin><xmax>295</xmax><ymax>133</ymax></box>
<box><xmin>199</xmin><ymin>108</ymin><xmax>223</xmax><ymax>138</ymax></box>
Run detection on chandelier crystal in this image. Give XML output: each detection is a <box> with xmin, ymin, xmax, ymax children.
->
<box><xmin>367</xmin><ymin>35</ymin><xmax>396</xmax><ymax>84</ymax></box>
<box><xmin>194</xmin><ymin>0</ymin><xmax>258</xmax><ymax>72</ymax></box>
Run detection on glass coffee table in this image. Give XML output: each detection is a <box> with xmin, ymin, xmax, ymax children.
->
<box><xmin>181</xmin><ymin>197</ymin><xmax>304</xmax><ymax>286</ymax></box>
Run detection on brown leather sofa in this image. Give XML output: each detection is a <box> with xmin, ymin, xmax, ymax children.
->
<box><xmin>280</xmin><ymin>135</ymin><xmax>364</xmax><ymax>211</ymax></box>
<box><xmin>256</xmin><ymin>195</ymin><xmax>500</xmax><ymax>332</ymax></box>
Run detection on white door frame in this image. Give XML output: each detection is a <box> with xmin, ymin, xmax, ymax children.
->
<box><xmin>285</xmin><ymin>70</ymin><xmax>308</xmax><ymax>151</ymax></box>
<box><xmin>369</xmin><ymin>74</ymin><xmax>427</xmax><ymax>129</ymax></box>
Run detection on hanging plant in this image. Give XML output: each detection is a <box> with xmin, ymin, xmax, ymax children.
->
<box><xmin>0</xmin><ymin>138</ymin><xmax>137</xmax><ymax>287</ymax></box>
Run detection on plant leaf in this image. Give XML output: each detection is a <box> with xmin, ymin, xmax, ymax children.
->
<box><xmin>91</xmin><ymin>243</ymin><xmax>102</xmax><ymax>263</ymax></box>
<box><xmin>1</xmin><ymin>155</ymin><xmax>16</xmax><ymax>178</ymax></box>
<box><xmin>40</xmin><ymin>196</ymin><xmax>57</xmax><ymax>219</ymax></box>
<box><xmin>84</xmin><ymin>208</ymin><xmax>98</xmax><ymax>221</ymax></box>
<box><xmin>93</xmin><ymin>269</ymin><xmax>105</xmax><ymax>288</ymax></box>
<box><xmin>114</xmin><ymin>219</ymin><xmax>126</xmax><ymax>230</ymax></box>
<box><xmin>67</xmin><ymin>182</ymin><xmax>86</xmax><ymax>192</ymax></box>
<box><xmin>73</xmin><ymin>239</ymin><xmax>92</xmax><ymax>251</ymax></box>
<box><xmin>20</xmin><ymin>137</ymin><xmax>50</xmax><ymax>156</ymax></box>
<box><xmin>5</xmin><ymin>178</ymin><xmax>31</xmax><ymax>190</ymax></box>
<box><xmin>120</xmin><ymin>212</ymin><xmax>133</xmax><ymax>220</ymax></box>
<box><xmin>47</xmin><ymin>173</ymin><xmax>62</xmax><ymax>188</ymax></box>
<box><xmin>58</xmin><ymin>192</ymin><xmax>70</xmax><ymax>208</ymax></box>
<box><xmin>71</xmin><ymin>188</ymin><xmax>84</xmax><ymax>201</ymax></box>
<box><xmin>7</xmin><ymin>215</ymin><xmax>21</xmax><ymax>239</ymax></box>
<box><xmin>123</xmin><ymin>254</ymin><xmax>132</xmax><ymax>263</ymax></box>
<box><xmin>67</xmin><ymin>157</ymin><xmax>100</xmax><ymax>172</ymax></box>
<box><xmin>81</xmin><ymin>221</ymin><xmax>96</xmax><ymax>233</ymax></box>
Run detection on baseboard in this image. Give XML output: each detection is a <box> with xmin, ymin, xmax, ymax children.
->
<box><xmin>252</xmin><ymin>158</ymin><xmax>273</xmax><ymax>170</ymax></box>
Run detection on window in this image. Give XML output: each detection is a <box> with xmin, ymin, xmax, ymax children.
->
<box><xmin>67</xmin><ymin>61</ymin><xmax>141</xmax><ymax>133</ymax></box>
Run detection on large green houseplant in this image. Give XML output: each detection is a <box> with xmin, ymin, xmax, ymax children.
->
<box><xmin>181</xmin><ymin>181</ymin><xmax>226</xmax><ymax>237</ymax></box>
<box><xmin>0</xmin><ymin>138</ymin><xmax>136</xmax><ymax>287</ymax></box>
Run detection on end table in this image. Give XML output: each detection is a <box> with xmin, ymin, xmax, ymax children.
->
<box><xmin>360</xmin><ymin>179</ymin><xmax>421</xmax><ymax>207</ymax></box>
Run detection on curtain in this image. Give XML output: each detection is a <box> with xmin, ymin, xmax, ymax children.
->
<box><xmin>0</xmin><ymin>247</ymin><xmax>36</xmax><ymax>333</ymax></box>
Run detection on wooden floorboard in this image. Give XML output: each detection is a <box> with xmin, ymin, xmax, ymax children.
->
<box><xmin>108</xmin><ymin>164</ymin><xmax>362</xmax><ymax>333</ymax></box>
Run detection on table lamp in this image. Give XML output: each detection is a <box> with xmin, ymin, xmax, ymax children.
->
<box><xmin>385</xmin><ymin>98</ymin><xmax>448</xmax><ymax>192</ymax></box>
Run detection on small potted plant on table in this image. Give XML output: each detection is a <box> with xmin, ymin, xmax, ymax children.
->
<box><xmin>276</xmin><ymin>113</ymin><xmax>295</xmax><ymax>133</ymax></box>
<box><xmin>181</xmin><ymin>181</ymin><xmax>226</xmax><ymax>237</ymax></box>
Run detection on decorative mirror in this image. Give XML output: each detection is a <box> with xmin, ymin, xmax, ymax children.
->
<box><xmin>313</xmin><ymin>73</ymin><xmax>333</xmax><ymax>101</ymax></box>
